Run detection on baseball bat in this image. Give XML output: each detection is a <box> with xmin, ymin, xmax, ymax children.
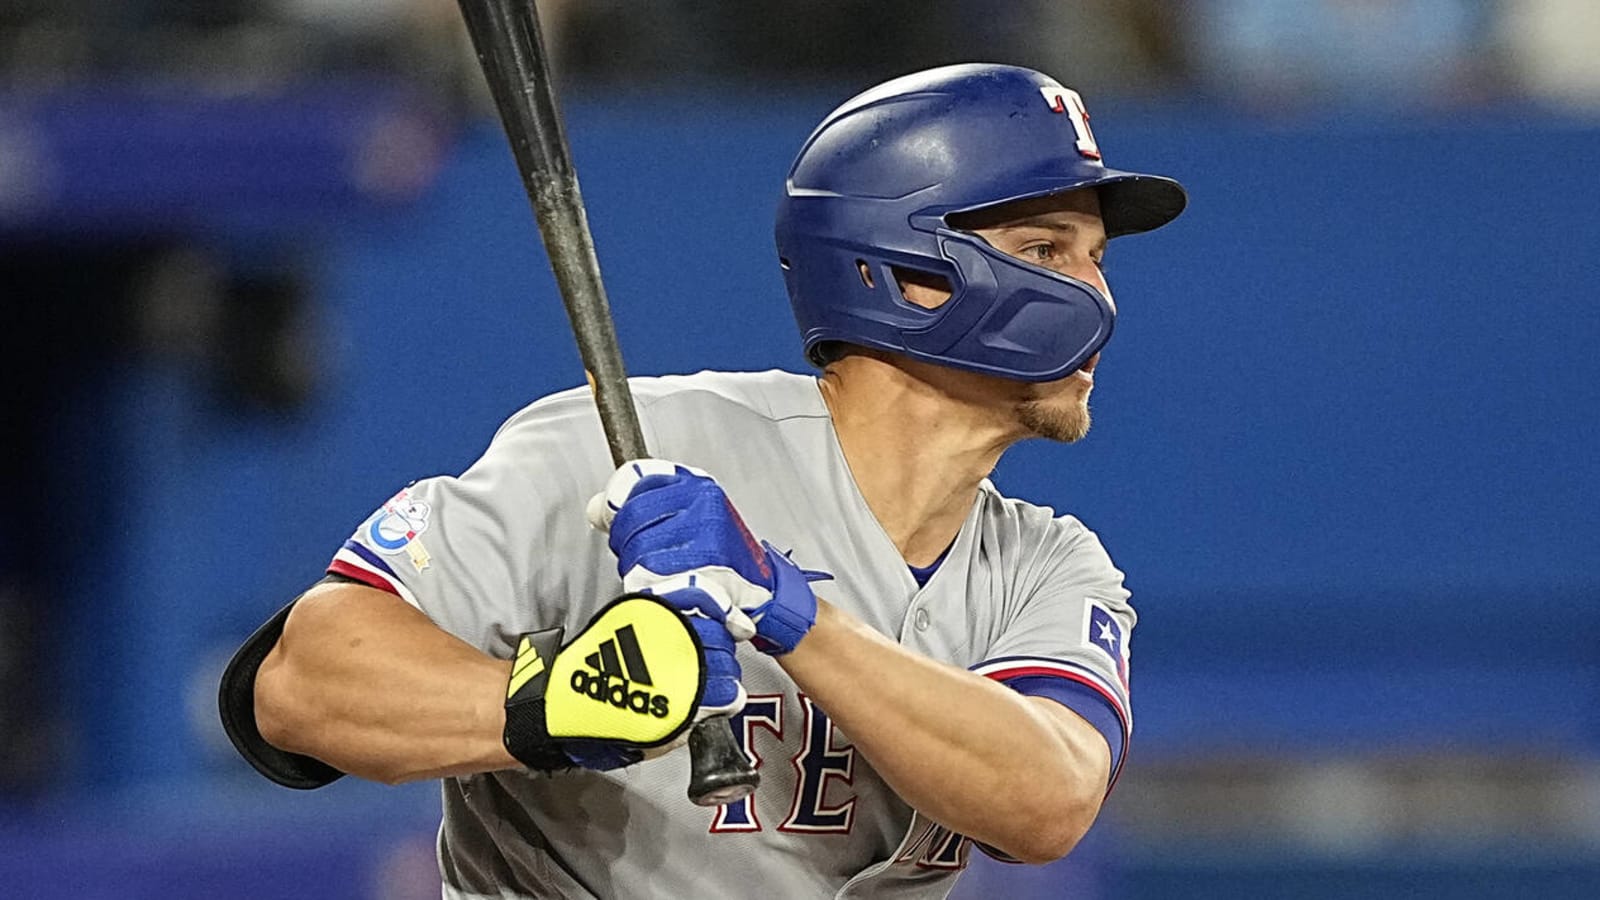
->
<box><xmin>453</xmin><ymin>0</ymin><xmax>759</xmax><ymax>806</ymax></box>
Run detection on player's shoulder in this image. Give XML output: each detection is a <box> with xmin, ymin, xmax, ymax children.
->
<box><xmin>487</xmin><ymin>369</ymin><xmax>825</xmax><ymax>462</ymax></box>
<box><xmin>976</xmin><ymin>479</ymin><xmax>1096</xmax><ymax>542</ymax></box>
<box><xmin>496</xmin><ymin>369</ymin><xmax>820</xmax><ymax>432</ymax></box>
<box><xmin>628</xmin><ymin>369</ymin><xmax>827</xmax><ymax>423</ymax></box>
<box><xmin>975</xmin><ymin>480</ymin><xmax>1130</xmax><ymax>605</ymax></box>
<box><xmin>974</xmin><ymin>479</ymin><xmax>1117</xmax><ymax>571</ymax></box>
<box><xmin>490</xmin><ymin>381</ymin><xmax>608</xmax><ymax>443</ymax></box>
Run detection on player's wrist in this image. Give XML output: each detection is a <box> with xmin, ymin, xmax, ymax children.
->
<box><xmin>501</xmin><ymin>628</ymin><xmax>588</xmax><ymax>771</ymax></box>
<box><xmin>746</xmin><ymin>545</ymin><xmax>819</xmax><ymax>655</ymax></box>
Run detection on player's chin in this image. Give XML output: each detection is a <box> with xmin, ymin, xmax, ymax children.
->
<box><xmin>1017</xmin><ymin>397</ymin><xmax>1091</xmax><ymax>443</ymax></box>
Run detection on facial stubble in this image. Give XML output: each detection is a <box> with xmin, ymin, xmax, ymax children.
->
<box><xmin>1016</xmin><ymin>391</ymin><xmax>1092</xmax><ymax>443</ymax></box>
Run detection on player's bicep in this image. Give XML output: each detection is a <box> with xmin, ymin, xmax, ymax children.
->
<box><xmin>255</xmin><ymin>579</ymin><xmax>483</xmax><ymax>738</ymax></box>
<box><xmin>277</xmin><ymin>577</ymin><xmax>461</xmax><ymax>662</ymax></box>
<box><xmin>1029</xmin><ymin>695</ymin><xmax>1112</xmax><ymax>787</ymax></box>
<box><xmin>225</xmin><ymin>578</ymin><xmax>448</xmax><ymax>789</ymax></box>
<box><xmin>975</xmin><ymin>663</ymin><xmax>1129</xmax><ymax>791</ymax></box>
<box><xmin>970</xmin><ymin>695</ymin><xmax>1112</xmax><ymax>865</ymax></box>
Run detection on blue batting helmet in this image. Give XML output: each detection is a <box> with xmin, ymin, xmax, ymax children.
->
<box><xmin>775</xmin><ymin>63</ymin><xmax>1187</xmax><ymax>382</ymax></box>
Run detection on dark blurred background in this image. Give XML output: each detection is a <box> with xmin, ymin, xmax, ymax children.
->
<box><xmin>1</xmin><ymin>1</ymin><xmax>1597</xmax><ymax>897</ymax></box>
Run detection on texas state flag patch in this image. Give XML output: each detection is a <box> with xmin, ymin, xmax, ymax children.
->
<box><xmin>1085</xmin><ymin>603</ymin><xmax>1130</xmax><ymax>691</ymax></box>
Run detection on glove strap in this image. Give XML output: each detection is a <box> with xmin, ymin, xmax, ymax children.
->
<box><xmin>503</xmin><ymin>627</ymin><xmax>575</xmax><ymax>772</ymax></box>
<box><xmin>751</xmin><ymin>545</ymin><xmax>819</xmax><ymax>655</ymax></box>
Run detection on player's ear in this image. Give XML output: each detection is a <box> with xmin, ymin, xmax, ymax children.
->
<box><xmin>892</xmin><ymin>268</ymin><xmax>953</xmax><ymax>310</ymax></box>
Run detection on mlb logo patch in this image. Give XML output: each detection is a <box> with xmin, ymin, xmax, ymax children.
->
<box><xmin>1084</xmin><ymin>603</ymin><xmax>1129</xmax><ymax>691</ymax></box>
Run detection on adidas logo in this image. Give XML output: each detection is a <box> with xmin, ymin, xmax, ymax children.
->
<box><xmin>569</xmin><ymin>624</ymin><xmax>671</xmax><ymax>718</ymax></box>
<box><xmin>584</xmin><ymin>624</ymin><xmax>654</xmax><ymax>685</ymax></box>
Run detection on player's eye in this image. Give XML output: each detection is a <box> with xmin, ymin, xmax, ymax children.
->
<box><xmin>1019</xmin><ymin>243</ymin><xmax>1055</xmax><ymax>263</ymax></box>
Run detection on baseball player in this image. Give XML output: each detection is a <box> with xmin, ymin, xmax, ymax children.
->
<box><xmin>219</xmin><ymin>63</ymin><xmax>1185</xmax><ymax>898</ymax></box>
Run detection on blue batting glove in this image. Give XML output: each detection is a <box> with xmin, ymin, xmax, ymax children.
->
<box><xmin>559</xmin><ymin>740</ymin><xmax>642</xmax><ymax>771</ymax></box>
<box><xmin>686</xmin><ymin>607</ymin><xmax>746</xmax><ymax>718</ymax></box>
<box><xmin>587</xmin><ymin>460</ymin><xmax>831</xmax><ymax>656</ymax></box>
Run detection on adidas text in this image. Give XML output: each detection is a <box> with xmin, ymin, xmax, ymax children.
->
<box><xmin>569</xmin><ymin>671</ymin><xmax>671</xmax><ymax>718</ymax></box>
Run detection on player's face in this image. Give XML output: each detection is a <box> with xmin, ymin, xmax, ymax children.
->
<box><xmin>938</xmin><ymin>189</ymin><xmax>1113</xmax><ymax>443</ymax></box>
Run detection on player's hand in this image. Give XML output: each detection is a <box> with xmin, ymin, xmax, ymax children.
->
<box><xmin>503</xmin><ymin>594</ymin><xmax>709</xmax><ymax>772</ymax></box>
<box><xmin>683</xmin><ymin>613</ymin><xmax>746</xmax><ymax>720</ymax></box>
<box><xmin>587</xmin><ymin>459</ymin><xmax>830</xmax><ymax>656</ymax></box>
<box><xmin>574</xmin><ymin>611</ymin><xmax>745</xmax><ymax>766</ymax></box>
<box><xmin>563</xmin><ymin>609</ymin><xmax>743</xmax><ymax>768</ymax></box>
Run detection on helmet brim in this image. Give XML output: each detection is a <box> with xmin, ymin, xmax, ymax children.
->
<box><xmin>1095</xmin><ymin>170</ymin><xmax>1189</xmax><ymax>238</ymax></box>
<box><xmin>945</xmin><ymin>168</ymin><xmax>1188</xmax><ymax>240</ymax></box>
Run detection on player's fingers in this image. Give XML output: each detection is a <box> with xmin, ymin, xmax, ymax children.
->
<box><xmin>687</xmin><ymin>576</ymin><xmax>759</xmax><ymax>643</ymax></box>
<box><xmin>724</xmin><ymin>608</ymin><xmax>757</xmax><ymax>644</ymax></box>
<box><xmin>623</xmin><ymin>570</ymin><xmax>731</xmax><ymax>623</ymax></box>
<box><xmin>609</xmin><ymin>498</ymin><xmax>711</xmax><ymax>558</ymax></box>
<box><xmin>690</xmin><ymin>616</ymin><xmax>747</xmax><ymax>719</ymax></box>
<box><xmin>611</xmin><ymin>459</ymin><xmax>712</xmax><ymax>510</ymax></box>
<box><xmin>622</xmin><ymin>566</ymin><xmax>692</xmax><ymax>597</ymax></box>
<box><xmin>623</xmin><ymin>567</ymin><xmax>760</xmax><ymax>642</ymax></box>
<box><xmin>687</xmin><ymin>568</ymin><xmax>767</xmax><ymax>638</ymax></box>
<box><xmin>589</xmin><ymin>458</ymin><xmax>678</xmax><ymax>532</ymax></box>
<box><xmin>588</xmin><ymin>459</ymin><xmax>713</xmax><ymax>532</ymax></box>
<box><xmin>698</xmin><ymin>680</ymin><xmax>748</xmax><ymax>721</ymax></box>
<box><xmin>585</xmin><ymin>489</ymin><xmax>614</xmax><ymax>532</ymax></box>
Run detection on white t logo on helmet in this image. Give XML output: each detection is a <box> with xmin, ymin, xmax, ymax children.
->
<box><xmin>1039</xmin><ymin>86</ymin><xmax>1102</xmax><ymax>160</ymax></box>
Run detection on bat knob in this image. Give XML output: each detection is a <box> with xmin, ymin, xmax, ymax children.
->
<box><xmin>687</xmin><ymin>715</ymin><xmax>759</xmax><ymax>807</ymax></box>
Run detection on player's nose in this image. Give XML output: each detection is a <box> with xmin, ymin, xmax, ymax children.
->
<box><xmin>1068</xmin><ymin>262</ymin><xmax>1113</xmax><ymax>311</ymax></box>
<box><xmin>1103</xmin><ymin>288</ymin><xmax>1116</xmax><ymax>315</ymax></box>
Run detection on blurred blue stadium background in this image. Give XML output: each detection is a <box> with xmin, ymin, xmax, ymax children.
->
<box><xmin>1</xmin><ymin>1</ymin><xmax>1597</xmax><ymax>897</ymax></box>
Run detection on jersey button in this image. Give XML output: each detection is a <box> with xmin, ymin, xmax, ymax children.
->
<box><xmin>913</xmin><ymin>609</ymin><xmax>930</xmax><ymax>632</ymax></box>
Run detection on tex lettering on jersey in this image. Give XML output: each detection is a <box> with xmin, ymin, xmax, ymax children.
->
<box><xmin>893</xmin><ymin>813</ymin><xmax>973</xmax><ymax>871</ymax></box>
<box><xmin>709</xmin><ymin>692</ymin><xmax>856</xmax><ymax>835</ymax></box>
<box><xmin>710</xmin><ymin>694</ymin><xmax>783</xmax><ymax>833</ymax></box>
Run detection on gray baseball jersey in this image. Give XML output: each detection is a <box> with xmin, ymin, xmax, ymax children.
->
<box><xmin>327</xmin><ymin>369</ymin><xmax>1134</xmax><ymax>900</ymax></box>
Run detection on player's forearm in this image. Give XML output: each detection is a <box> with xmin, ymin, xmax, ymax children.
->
<box><xmin>254</xmin><ymin>581</ymin><xmax>518</xmax><ymax>784</ymax></box>
<box><xmin>777</xmin><ymin>599</ymin><xmax>1108</xmax><ymax>863</ymax></box>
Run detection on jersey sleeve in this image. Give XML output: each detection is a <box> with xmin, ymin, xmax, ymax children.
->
<box><xmin>972</xmin><ymin>513</ymin><xmax>1134</xmax><ymax>798</ymax></box>
<box><xmin>327</xmin><ymin>388</ymin><xmax>617</xmax><ymax>652</ymax></box>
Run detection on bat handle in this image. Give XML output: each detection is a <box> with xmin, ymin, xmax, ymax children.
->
<box><xmin>687</xmin><ymin>714</ymin><xmax>759</xmax><ymax>806</ymax></box>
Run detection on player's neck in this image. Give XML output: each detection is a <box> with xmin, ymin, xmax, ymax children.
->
<box><xmin>818</xmin><ymin>354</ymin><xmax>1020</xmax><ymax>567</ymax></box>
